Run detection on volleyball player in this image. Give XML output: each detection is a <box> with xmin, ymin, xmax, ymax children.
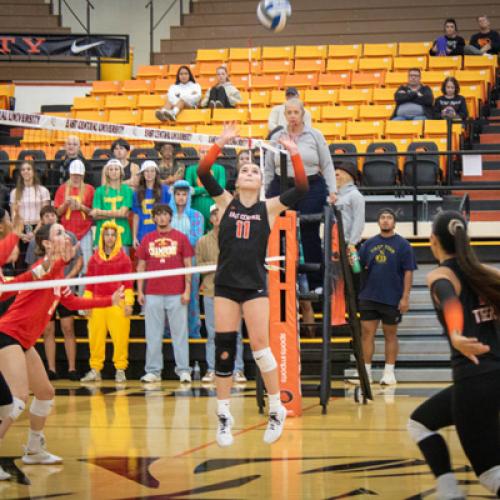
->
<box><xmin>197</xmin><ymin>123</ymin><xmax>309</xmax><ymax>447</ymax></box>
<box><xmin>407</xmin><ymin>211</ymin><xmax>500</xmax><ymax>499</ymax></box>
<box><xmin>0</xmin><ymin>222</ymin><xmax>123</xmax><ymax>480</ymax></box>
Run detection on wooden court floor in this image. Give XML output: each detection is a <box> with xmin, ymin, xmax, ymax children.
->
<box><xmin>0</xmin><ymin>381</ymin><xmax>493</xmax><ymax>499</ymax></box>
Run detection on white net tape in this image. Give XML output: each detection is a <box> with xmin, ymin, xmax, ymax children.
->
<box><xmin>0</xmin><ymin>255</ymin><xmax>285</xmax><ymax>293</ymax></box>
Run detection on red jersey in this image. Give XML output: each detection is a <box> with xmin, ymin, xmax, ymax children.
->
<box><xmin>0</xmin><ymin>233</ymin><xmax>19</xmax><ymax>266</ymax></box>
<box><xmin>0</xmin><ymin>259</ymin><xmax>111</xmax><ymax>349</ymax></box>
<box><xmin>54</xmin><ymin>183</ymin><xmax>94</xmax><ymax>239</ymax></box>
<box><xmin>135</xmin><ymin>228</ymin><xmax>194</xmax><ymax>295</ymax></box>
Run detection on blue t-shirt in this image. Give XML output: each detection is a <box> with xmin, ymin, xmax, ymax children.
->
<box><xmin>358</xmin><ymin>234</ymin><xmax>417</xmax><ymax>307</ymax></box>
<box><xmin>132</xmin><ymin>186</ymin><xmax>171</xmax><ymax>244</ymax></box>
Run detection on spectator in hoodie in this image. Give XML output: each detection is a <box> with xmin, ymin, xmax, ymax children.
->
<box><xmin>429</xmin><ymin>18</ymin><xmax>465</xmax><ymax>56</ymax></box>
<box><xmin>200</xmin><ymin>66</ymin><xmax>242</xmax><ymax>109</ymax></box>
<box><xmin>155</xmin><ymin>65</ymin><xmax>202</xmax><ymax>122</ymax></box>
<box><xmin>464</xmin><ymin>14</ymin><xmax>500</xmax><ymax>55</ymax></box>
<box><xmin>80</xmin><ymin>221</ymin><xmax>134</xmax><ymax>383</ymax></box>
<box><xmin>392</xmin><ymin>68</ymin><xmax>434</xmax><ymax>121</ymax></box>
<box><xmin>433</xmin><ymin>77</ymin><xmax>468</xmax><ymax>121</ymax></box>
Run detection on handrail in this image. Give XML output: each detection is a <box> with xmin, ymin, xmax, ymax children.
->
<box><xmin>57</xmin><ymin>0</ymin><xmax>95</xmax><ymax>34</ymax></box>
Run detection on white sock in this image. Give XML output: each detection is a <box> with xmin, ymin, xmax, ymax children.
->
<box><xmin>364</xmin><ymin>363</ymin><xmax>372</xmax><ymax>374</ymax></box>
<box><xmin>384</xmin><ymin>364</ymin><xmax>395</xmax><ymax>373</ymax></box>
<box><xmin>172</xmin><ymin>107</ymin><xmax>179</xmax><ymax>116</ymax></box>
<box><xmin>27</xmin><ymin>429</ymin><xmax>44</xmax><ymax>452</ymax></box>
<box><xmin>216</xmin><ymin>399</ymin><xmax>231</xmax><ymax>416</ymax></box>
<box><xmin>436</xmin><ymin>472</ymin><xmax>463</xmax><ymax>498</ymax></box>
<box><xmin>268</xmin><ymin>393</ymin><xmax>282</xmax><ymax>413</ymax></box>
<box><xmin>479</xmin><ymin>465</ymin><xmax>500</xmax><ymax>495</ymax></box>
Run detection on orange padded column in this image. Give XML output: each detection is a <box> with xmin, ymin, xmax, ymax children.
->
<box><xmin>331</xmin><ymin>221</ymin><xmax>347</xmax><ymax>326</ymax></box>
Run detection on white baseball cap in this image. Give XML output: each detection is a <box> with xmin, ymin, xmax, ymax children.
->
<box><xmin>105</xmin><ymin>158</ymin><xmax>123</xmax><ymax>171</ymax></box>
<box><xmin>209</xmin><ymin>204</ymin><xmax>219</xmax><ymax>214</ymax></box>
<box><xmin>69</xmin><ymin>159</ymin><xmax>85</xmax><ymax>175</ymax></box>
<box><xmin>140</xmin><ymin>160</ymin><xmax>159</xmax><ymax>173</ymax></box>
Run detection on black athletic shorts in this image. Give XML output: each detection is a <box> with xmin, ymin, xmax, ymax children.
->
<box><xmin>49</xmin><ymin>303</ymin><xmax>74</xmax><ymax>321</ymax></box>
<box><xmin>214</xmin><ymin>285</ymin><xmax>268</xmax><ymax>304</ymax></box>
<box><xmin>0</xmin><ymin>331</ymin><xmax>27</xmax><ymax>352</ymax></box>
<box><xmin>359</xmin><ymin>300</ymin><xmax>402</xmax><ymax>325</ymax></box>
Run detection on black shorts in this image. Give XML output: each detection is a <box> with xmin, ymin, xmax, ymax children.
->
<box><xmin>214</xmin><ymin>285</ymin><xmax>268</xmax><ymax>304</ymax></box>
<box><xmin>49</xmin><ymin>303</ymin><xmax>74</xmax><ymax>322</ymax></box>
<box><xmin>359</xmin><ymin>300</ymin><xmax>402</xmax><ymax>325</ymax></box>
<box><xmin>0</xmin><ymin>331</ymin><xmax>26</xmax><ymax>352</ymax></box>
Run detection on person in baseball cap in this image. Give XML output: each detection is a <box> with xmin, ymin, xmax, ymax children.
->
<box><xmin>140</xmin><ymin>160</ymin><xmax>159</xmax><ymax>173</ymax></box>
<box><xmin>285</xmin><ymin>87</ymin><xmax>299</xmax><ymax>98</ymax></box>
<box><xmin>69</xmin><ymin>159</ymin><xmax>85</xmax><ymax>176</ymax></box>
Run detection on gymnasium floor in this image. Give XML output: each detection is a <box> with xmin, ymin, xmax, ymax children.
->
<box><xmin>0</xmin><ymin>381</ymin><xmax>491</xmax><ymax>499</ymax></box>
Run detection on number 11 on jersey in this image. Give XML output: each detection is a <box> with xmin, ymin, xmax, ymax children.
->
<box><xmin>236</xmin><ymin>220</ymin><xmax>251</xmax><ymax>239</ymax></box>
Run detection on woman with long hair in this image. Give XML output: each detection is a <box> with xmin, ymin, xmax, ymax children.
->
<box><xmin>155</xmin><ymin>65</ymin><xmax>201</xmax><ymax>122</ymax></box>
<box><xmin>132</xmin><ymin>160</ymin><xmax>171</xmax><ymax>249</ymax></box>
<box><xmin>434</xmin><ymin>76</ymin><xmax>468</xmax><ymax>121</ymax></box>
<box><xmin>200</xmin><ymin>66</ymin><xmax>241</xmax><ymax>109</ymax></box>
<box><xmin>407</xmin><ymin>210</ymin><xmax>500</xmax><ymax>499</ymax></box>
<box><xmin>0</xmin><ymin>222</ymin><xmax>123</xmax><ymax>479</ymax></box>
<box><xmin>197</xmin><ymin>123</ymin><xmax>309</xmax><ymax>447</ymax></box>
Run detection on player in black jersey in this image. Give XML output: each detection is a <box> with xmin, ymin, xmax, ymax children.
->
<box><xmin>407</xmin><ymin>211</ymin><xmax>500</xmax><ymax>499</ymax></box>
<box><xmin>197</xmin><ymin>123</ymin><xmax>309</xmax><ymax>447</ymax></box>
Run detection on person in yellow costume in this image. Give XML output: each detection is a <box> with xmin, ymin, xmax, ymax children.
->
<box><xmin>80</xmin><ymin>221</ymin><xmax>134</xmax><ymax>383</ymax></box>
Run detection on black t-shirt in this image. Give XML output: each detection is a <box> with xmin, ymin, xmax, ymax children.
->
<box><xmin>215</xmin><ymin>199</ymin><xmax>270</xmax><ymax>290</ymax></box>
<box><xmin>432</xmin><ymin>259</ymin><xmax>500</xmax><ymax>381</ymax></box>
<box><xmin>433</xmin><ymin>95</ymin><xmax>468</xmax><ymax>120</ymax></box>
<box><xmin>469</xmin><ymin>30</ymin><xmax>500</xmax><ymax>54</ymax></box>
<box><xmin>430</xmin><ymin>35</ymin><xmax>465</xmax><ymax>55</ymax></box>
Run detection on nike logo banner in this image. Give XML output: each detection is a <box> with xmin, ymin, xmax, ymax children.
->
<box><xmin>0</xmin><ymin>34</ymin><xmax>128</xmax><ymax>60</ymax></box>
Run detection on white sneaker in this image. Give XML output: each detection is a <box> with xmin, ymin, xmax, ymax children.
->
<box><xmin>216</xmin><ymin>413</ymin><xmax>234</xmax><ymax>447</ymax></box>
<box><xmin>115</xmin><ymin>370</ymin><xmax>126</xmax><ymax>383</ymax></box>
<box><xmin>202</xmin><ymin>370</ymin><xmax>215</xmax><ymax>383</ymax></box>
<box><xmin>347</xmin><ymin>369</ymin><xmax>373</xmax><ymax>385</ymax></box>
<box><xmin>80</xmin><ymin>369</ymin><xmax>101</xmax><ymax>382</ymax></box>
<box><xmin>0</xmin><ymin>465</ymin><xmax>10</xmax><ymax>480</ymax></box>
<box><xmin>233</xmin><ymin>370</ymin><xmax>247</xmax><ymax>383</ymax></box>
<box><xmin>140</xmin><ymin>373</ymin><xmax>162</xmax><ymax>383</ymax></box>
<box><xmin>380</xmin><ymin>371</ymin><xmax>397</xmax><ymax>386</ymax></box>
<box><xmin>22</xmin><ymin>447</ymin><xmax>63</xmax><ymax>465</ymax></box>
<box><xmin>179</xmin><ymin>372</ymin><xmax>191</xmax><ymax>383</ymax></box>
<box><xmin>263</xmin><ymin>405</ymin><xmax>287</xmax><ymax>444</ymax></box>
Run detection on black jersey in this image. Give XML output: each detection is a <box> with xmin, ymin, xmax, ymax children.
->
<box><xmin>215</xmin><ymin>199</ymin><xmax>270</xmax><ymax>290</ymax></box>
<box><xmin>432</xmin><ymin>258</ymin><xmax>500</xmax><ymax>381</ymax></box>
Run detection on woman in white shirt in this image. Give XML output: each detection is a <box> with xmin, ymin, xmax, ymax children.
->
<box><xmin>156</xmin><ymin>65</ymin><xmax>201</xmax><ymax>122</ymax></box>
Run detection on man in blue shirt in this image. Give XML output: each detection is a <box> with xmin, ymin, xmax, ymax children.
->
<box><xmin>357</xmin><ymin>208</ymin><xmax>417</xmax><ymax>385</ymax></box>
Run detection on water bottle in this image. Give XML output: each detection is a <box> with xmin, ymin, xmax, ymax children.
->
<box><xmin>349</xmin><ymin>246</ymin><xmax>361</xmax><ymax>274</ymax></box>
<box><xmin>193</xmin><ymin>361</ymin><xmax>201</xmax><ymax>381</ymax></box>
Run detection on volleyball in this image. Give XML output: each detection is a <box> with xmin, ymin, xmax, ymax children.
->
<box><xmin>256</xmin><ymin>0</ymin><xmax>292</xmax><ymax>32</ymax></box>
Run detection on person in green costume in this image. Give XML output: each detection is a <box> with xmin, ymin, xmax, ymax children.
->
<box><xmin>90</xmin><ymin>158</ymin><xmax>133</xmax><ymax>253</ymax></box>
<box><xmin>184</xmin><ymin>146</ymin><xmax>226</xmax><ymax>233</ymax></box>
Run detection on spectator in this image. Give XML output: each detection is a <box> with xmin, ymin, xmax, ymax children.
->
<box><xmin>184</xmin><ymin>145</ymin><xmax>226</xmax><ymax>232</ymax></box>
<box><xmin>236</xmin><ymin>149</ymin><xmax>254</xmax><ymax>170</ymax></box>
<box><xmin>54</xmin><ymin>135</ymin><xmax>89</xmax><ymax>186</ymax></box>
<box><xmin>25</xmin><ymin>206</ymin><xmax>83</xmax><ymax>381</ymax></box>
<box><xmin>110</xmin><ymin>138</ymin><xmax>140</xmax><ymax>189</ymax></box>
<box><xmin>392</xmin><ymin>68</ymin><xmax>434</xmax><ymax>121</ymax></box>
<box><xmin>429</xmin><ymin>18</ymin><xmax>465</xmax><ymax>56</ymax></box>
<box><xmin>268</xmin><ymin>87</ymin><xmax>312</xmax><ymax>132</ymax></box>
<box><xmin>155</xmin><ymin>65</ymin><xmax>202</xmax><ymax>122</ymax></box>
<box><xmin>10</xmin><ymin>160</ymin><xmax>50</xmax><ymax>269</ymax></box>
<box><xmin>200</xmin><ymin>66</ymin><xmax>242</xmax><ymax>109</ymax></box>
<box><xmin>265</xmin><ymin>97</ymin><xmax>336</xmax><ymax>292</ymax></box>
<box><xmin>136</xmin><ymin>204</ymin><xmax>193</xmax><ymax>383</ymax></box>
<box><xmin>54</xmin><ymin>159</ymin><xmax>94</xmax><ymax>273</ymax></box>
<box><xmin>433</xmin><ymin>77</ymin><xmax>468</xmax><ymax>121</ymax></box>
<box><xmin>80</xmin><ymin>221</ymin><xmax>134</xmax><ymax>384</ymax></box>
<box><xmin>155</xmin><ymin>142</ymin><xmax>184</xmax><ymax>187</ymax></box>
<box><xmin>196</xmin><ymin>205</ymin><xmax>247</xmax><ymax>383</ymax></box>
<box><xmin>357</xmin><ymin>208</ymin><xmax>417</xmax><ymax>385</ymax></box>
<box><xmin>132</xmin><ymin>160</ymin><xmax>171</xmax><ymax>249</ymax></box>
<box><xmin>464</xmin><ymin>14</ymin><xmax>500</xmax><ymax>55</ymax></box>
<box><xmin>169</xmin><ymin>180</ymin><xmax>204</xmax><ymax>338</ymax></box>
<box><xmin>90</xmin><ymin>159</ymin><xmax>134</xmax><ymax>253</ymax></box>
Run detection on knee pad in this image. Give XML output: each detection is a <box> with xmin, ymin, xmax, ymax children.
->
<box><xmin>30</xmin><ymin>398</ymin><xmax>54</xmax><ymax>418</ymax></box>
<box><xmin>215</xmin><ymin>332</ymin><xmax>237</xmax><ymax>377</ymax></box>
<box><xmin>479</xmin><ymin>465</ymin><xmax>500</xmax><ymax>495</ymax></box>
<box><xmin>8</xmin><ymin>397</ymin><xmax>25</xmax><ymax>421</ymax></box>
<box><xmin>407</xmin><ymin>418</ymin><xmax>437</xmax><ymax>444</ymax></box>
<box><xmin>253</xmin><ymin>347</ymin><xmax>277</xmax><ymax>374</ymax></box>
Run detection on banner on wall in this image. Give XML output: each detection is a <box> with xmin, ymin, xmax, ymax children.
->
<box><xmin>0</xmin><ymin>34</ymin><xmax>129</xmax><ymax>61</ymax></box>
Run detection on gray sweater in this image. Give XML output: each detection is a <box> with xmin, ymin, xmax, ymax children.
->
<box><xmin>336</xmin><ymin>183</ymin><xmax>365</xmax><ymax>245</ymax></box>
<box><xmin>265</xmin><ymin>126</ymin><xmax>336</xmax><ymax>194</ymax></box>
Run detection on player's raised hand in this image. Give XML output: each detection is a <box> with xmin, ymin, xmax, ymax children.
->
<box><xmin>216</xmin><ymin>122</ymin><xmax>239</xmax><ymax>147</ymax></box>
<box><xmin>278</xmin><ymin>135</ymin><xmax>299</xmax><ymax>156</ymax></box>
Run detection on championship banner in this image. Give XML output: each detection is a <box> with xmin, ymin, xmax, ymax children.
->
<box><xmin>0</xmin><ymin>34</ymin><xmax>128</xmax><ymax>61</ymax></box>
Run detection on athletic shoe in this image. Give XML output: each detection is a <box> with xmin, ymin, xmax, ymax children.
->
<box><xmin>141</xmin><ymin>373</ymin><xmax>162</xmax><ymax>383</ymax></box>
<box><xmin>0</xmin><ymin>465</ymin><xmax>11</xmax><ymax>480</ymax></box>
<box><xmin>67</xmin><ymin>370</ymin><xmax>79</xmax><ymax>381</ymax></box>
<box><xmin>202</xmin><ymin>370</ymin><xmax>215</xmax><ymax>383</ymax></box>
<box><xmin>208</xmin><ymin>100</ymin><xmax>216</xmax><ymax>109</ymax></box>
<box><xmin>179</xmin><ymin>372</ymin><xmax>191</xmax><ymax>383</ymax></box>
<box><xmin>216</xmin><ymin>413</ymin><xmax>234</xmax><ymax>447</ymax></box>
<box><xmin>22</xmin><ymin>447</ymin><xmax>63</xmax><ymax>465</ymax></box>
<box><xmin>155</xmin><ymin>109</ymin><xmax>169</xmax><ymax>122</ymax></box>
<box><xmin>80</xmin><ymin>369</ymin><xmax>101</xmax><ymax>382</ymax></box>
<box><xmin>214</xmin><ymin>100</ymin><xmax>224</xmax><ymax>108</ymax></box>
<box><xmin>115</xmin><ymin>370</ymin><xmax>127</xmax><ymax>383</ymax></box>
<box><xmin>263</xmin><ymin>405</ymin><xmax>287</xmax><ymax>444</ymax></box>
<box><xmin>233</xmin><ymin>371</ymin><xmax>247</xmax><ymax>383</ymax></box>
<box><xmin>347</xmin><ymin>369</ymin><xmax>373</xmax><ymax>385</ymax></box>
<box><xmin>47</xmin><ymin>370</ymin><xmax>58</xmax><ymax>381</ymax></box>
<box><xmin>380</xmin><ymin>371</ymin><xmax>397</xmax><ymax>386</ymax></box>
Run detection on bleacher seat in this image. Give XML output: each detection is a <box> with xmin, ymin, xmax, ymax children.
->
<box><xmin>393</xmin><ymin>56</ymin><xmax>427</xmax><ymax>71</ymax></box>
<box><xmin>252</xmin><ymin>75</ymin><xmax>284</xmax><ymax>90</ymax></box>
<box><xmin>321</xmin><ymin>105</ymin><xmax>358</xmax><ymax>121</ymax></box>
<box><xmin>262</xmin><ymin>46</ymin><xmax>294</xmax><ymax>60</ymax></box>
<box><xmin>362</xmin><ymin>142</ymin><xmax>399</xmax><ymax>187</ymax></box>
<box><xmin>141</xmin><ymin>109</ymin><xmax>162</xmax><ymax>126</ymax></box>
<box><xmin>372</xmin><ymin>88</ymin><xmax>396</xmax><ymax>105</ymax></box>
<box><xmin>295</xmin><ymin>45</ymin><xmax>328</xmax><ymax>59</ymax></box>
<box><xmin>293</xmin><ymin>59</ymin><xmax>326</xmax><ymax>74</ymax></box>
<box><xmin>346</xmin><ymin>121</ymin><xmax>384</xmax><ymax>140</ymax></box>
<box><xmin>198</xmin><ymin>61</ymin><xmax>223</xmax><ymax>76</ymax></box>
<box><xmin>175</xmin><ymin>109</ymin><xmax>211</xmax><ymax>125</ymax></box>
<box><xmin>249</xmin><ymin>108</ymin><xmax>270</xmax><ymax>123</ymax></box>
<box><xmin>384</xmin><ymin>120</ymin><xmax>423</xmax><ymax>140</ymax></box>
<box><xmin>358</xmin><ymin>104</ymin><xmax>394</xmax><ymax>120</ymax></box>
<box><xmin>196</xmin><ymin>48</ymin><xmax>228</xmax><ymax>62</ymax></box>
<box><xmin>326</xmin><ymin>58</ymin><xmax>358</xmax><ymax>73</ymax></box>
<box><xmin>384</xmin><ymin>72</ymin><xmax>408</xmax><ymax>88</ymax></box>
<box><xmin>398</xmin><ymin>42</ymin><xmax>432</xmax><ymax>56</ymax></box>
<box><xmin>314</xmin><ymin>122</ymin><xmax>346</xmax><ymax>140</ymax></box>
<box><xmin>284</xmin><ymin>73</ymin><xmax>318</xmax><ymax>88</ymax></box>
<box><xmin>363</xmin><ymin>43</ymin><xmax>397</xmax><ymax>58</ymax></box>
<box><xmin>136</xmin><ymin>65</ymin><xmax>168</xmax><ymax>80</ymax></box>
<box><xmin>338</xmin><ymin>88</ymin><xmax>373</xmax><ymax>105</ymax></box>
<box><xmin>121</xmin><ymin>80</ymin><xmax>152</xmax><ymax>95</ymax></box>
<box><xmin>421</xmin><ymin>70</ymin><xmax>454</xmax><ymax>86</ymax></box>
<box><xmin>304</xmin><ymin>89</ymin><xmax>337</xmax><ymax>105</ymax></box>
<box><xmin>72</xmin><ymin>97</ymin><xmax>103</xmax><ymax>112</ymax></box>
<box><xmin>350</xmin><ymin>71</ymin><xmax>385</xmax><ymax>88</ymax></box>
<box><xmin>151</xmin><ymin>79</ymin><xmax>174</xmax><ymax>94</ymax></box>
<box><xmin>91</xmin><ymin>81</ymin><xmax>121</xmax><ymax>96</ymax></box>
<box><xmin>463</xmin><ymin>54</ymin><xmax>497</xmax><ymax>81</ymax></box>
<box><xmin>328</xmin><ymin>44</ymin><xmax>362</xmax><ymax>59</ymax></box>
<box><xmin>107</xmin><ymin>109</ymin><xmax>140</xmax><ymax>125</ymax></box>
<box><xmin>261</xmin><ymin>59</ymin><xmax>292</xmax><ymax>74</ymax></box>
<box><xmin>403</xmin><ymin>141</ymin><xmax>441</xmax><ymax>186</ymax></box>
<box><xmin>318</xmin><ymin>72</ymin><xmax>351</xmax><ymax>89</ymax></box>
<box><xmin>104</xmin><ymin>95</ymin><xmax>137</xmax><ymax>110</ymax></box>
<box><xmin>228</xmin><ymin>47</ymin><xmax>262</xmax><ymax>61</ymax></box>
<box><xmin>137</xmin><ymin>94</ymin><xmax>165</xmax><ymax>109</ymax></box>
<box><xmin>428</xmin><ymin>56</ymin><xmax>461</xmax><ymax>71</ymax></box>
<box><xmin>358</xmin><ymin>57</ymin><xmax>392</xmax><ymax>72</ymax></box>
